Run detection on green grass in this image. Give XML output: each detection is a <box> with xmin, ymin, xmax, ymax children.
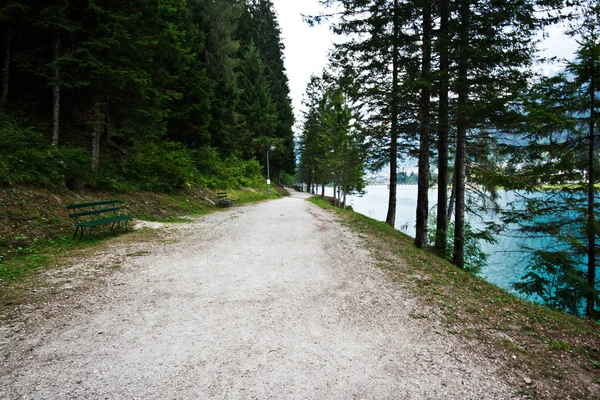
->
<box><xmin>227</xmin><ymin>186</ymin><xmax>286</xmax><ymax>204</ymax></box>
<box><xmin>0</xmin><ymin>254</ymin><xmax>50</xmax><ymax>282</ymax></box>
<box><xmin>308</xmin><ymin>196</ymin><xmax>336</xmax><ymax>210</ymax></box>
<box><xmin>0</xmin><ymin>235</ymin><xmax>93</xmax><ymax>284</ymax></box>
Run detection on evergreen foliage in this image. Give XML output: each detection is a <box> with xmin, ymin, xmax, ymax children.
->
<box><xmin>309</xmin><ymin>0</ymin><xmax>422</xmax><ymax>226</ymax></box>
<box><xmin>310</xmin><ymin>0</ymin><xmax>564</xmax><ymax>268</ymax></box>
<box><xmin>236</xmin><ymin>0</ymin><xmax>295</xmax><ymax>176</ymax></box>
<box><xmin>297</xmin><ymin>74</ymin><xmax>366</xmax><ymax>205</ymax></box>
<box><xmin>235</xmin><ymin>42</ymin><xmax>278</xmax><ymax>160</ymax></box>
<box><xmin>500</xmin><ymin>3</ymin><xmax>600</xmax><ymax>318</ymax></box>
<box><xmin>0</xmin><ymin>0</ymin><xmax>294</xmax><ymax>191</ymax></box>
<box><xmin>0</xmin><ymin>112</ymin><xmax>92</xmax><ymax>189</ymax></box>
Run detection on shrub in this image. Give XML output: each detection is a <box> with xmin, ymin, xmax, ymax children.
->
<box><xmin>126</xmin><ymin>142</ymin><xmax>198</xmax><ymax>192</ymax></box>
<box><xmin>193</xmin><ymin>147</ymin><xmax>264</xmax><ymax>189</ymax></box>
<box><xmin>56</xmin><ymin>148</ymin><xmax>94</xmax><ymax>190</ymax></box>
<box><xmin>0</xmin><ymin>112</ymin><xmax>269</xmax><ymax>192</ymax></box>
<box><xmin>0</xmin><ymin>112</ymin><xmax>92</xmax><ymax>189</ymax></box>
<box><xmin>279</xmin><ymin>172</ymin><xmax>296</xmax><ymax>186</ymax></box>
<box><xmin>428</xmin><ymin>217</ymin><xmax>491</xmax><ymax>274</ymax></box>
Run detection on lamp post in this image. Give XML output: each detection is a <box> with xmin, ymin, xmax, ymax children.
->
<box><xmin>267</xmin><ymin>146</ymin><xmax>275</xmax><ymax>198</ymax></box>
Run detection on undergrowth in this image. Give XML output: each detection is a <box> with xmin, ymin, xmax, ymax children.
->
<box><xmin>0</xmin><ymin>112</ymin><xmax>268</xmax><ymax>192</ymax></box>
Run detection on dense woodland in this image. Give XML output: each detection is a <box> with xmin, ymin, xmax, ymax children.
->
<box><xmin>0</xmin><ymin>0</ymin><xmax>295</xmax><ymax>191</ymax></box>
<box><xmin>297</xmin><ymin>0</ymin><xmax>599</xmax><ymax>318</ymax></box>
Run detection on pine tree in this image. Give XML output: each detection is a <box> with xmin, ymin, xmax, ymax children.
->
<box><xmin>415</xmin><ymin>0</ymin><xmax>432</xmax><ymax>249</ymax></box>
<box><xmin>298</xmin><ymin>75</ymin><xmax>326</xmax><ymax>193</ymax></box>
<box><xmin>298</xmin><ymin>73</ymin><xmax>366</xmax><ymax>205</ymax></box>
<box><xmin>447</xmin><ymin>0</ymin><xmax>562</xmax><ymax>268</ymax></box>
<box><xmin>434</xmin><ymin>0</ymin><xmax>450</xmax><ymax>255</ymax></box>
<box><xmin>166</xmin><ymin>0</ymin><xmax>215</xmax><ymax>149</ymax></box>
<box><xmin>502</xmin><ymin>3</ymin><xmax>600</xmax><ymax>318</ymax></box>
<box><xmin>236</xmin><ymin>0</ymin><xmax>295</xmax><ymax>175</ymax></box>
<box><xmin>310</xmin><ymin>0</ymin><xmax>421</xmax><ymax>227</ymax></box>
<box><xmin>35</xmin><ymin>0</ymin><xmax>79</xmax><ymax>147</ymax></box>
<box><xmin>235</xmin><ymin>42</ymin><xmax>278</xmax><ymax>160</ymax></box>
<box><xmin>184</xmin><ymin>0</ymin><xmax>238</xmax><ymax>153</ymax></box>
<box><xmin>322</xmin><ymin>86</ymin><xmax>366</xmax><ymax>206</ymax></box>
<box><xmin>68</xmin><ymin>0</ymin><xmax>194</xmax><ymax>169</ymax></box>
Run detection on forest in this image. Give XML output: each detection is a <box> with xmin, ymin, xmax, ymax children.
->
<box><xmin>296</xmin><ymin>0</ymin><xmax>599</xmax><ymax>319</ymax></box>
<box><xmin>0</xmin><ymin>0</ymin><xmax>295</xmax><ymax>192</ymax></box>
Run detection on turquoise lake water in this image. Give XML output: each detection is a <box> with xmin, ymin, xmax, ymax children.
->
<box><xmin>323</xmin><ymin>185</ymin><xmax>536</xmax><ymax>297</ymax></box>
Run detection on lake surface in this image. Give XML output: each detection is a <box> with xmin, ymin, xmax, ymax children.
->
<box><xmin>323</xmin><ymin>185</ymin><xmax>532</xmax><ymax>297</ymax></box>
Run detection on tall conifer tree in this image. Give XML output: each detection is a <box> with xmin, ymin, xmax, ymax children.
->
<box><xmin>310</xmin><ymin>0</ymin><xmax>421</xmax><ymax>227</ymax></box>
<box><xmin>236</xmin><ymin>0</ymin><xmax>295</xmax><ymax>175</ymax></box>
<box><xmin>502</xmin><ymin>3</ymin><xmax>600</xmax><ymax>318</ymax></box>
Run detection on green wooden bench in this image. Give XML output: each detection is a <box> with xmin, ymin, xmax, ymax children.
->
<box><xmin>216</xmin><ymin>191</ymin><xmax>232</xmax><ymax>208</ymax></box>
<box><xmin>66</xmin><ymin>200</ymin><xmax>133</xmax><ymax>239</ymax></box>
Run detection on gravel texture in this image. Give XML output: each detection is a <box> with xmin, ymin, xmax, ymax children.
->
<box><xmin>1</xmin><ymin>190</ymin><xmax>517</xmax><ymax>399</ymax></box>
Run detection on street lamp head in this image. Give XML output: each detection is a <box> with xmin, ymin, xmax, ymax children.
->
<box><xmin>269</xmin><ymin>146</ymin><xmax>275</xmax><ymax>151</ymax></box>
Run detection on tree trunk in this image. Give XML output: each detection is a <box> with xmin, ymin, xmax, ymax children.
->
<box><xmin>435</xmin><ymin>0</ymin><xmax>450</xmax><ymax>256</ymax></box>
<box><xmin>321</xmin><ymin>184</ymin><xmax>325</xmax><ymax>197</ymax></box>
<box><xmin>91</xmin><ymin>98</ymin><xmax>102</xmax><ymax>171</ymax></box>
<box><xmin>52</xmin><ymin>35</ymin><xmax>61</xmax><ymax>146</ymax></box>
<box><xmin>453</xmin><ymin>0</ymin><xmax>470</xmax><ymax>268</ymax></box>
<box><xmin>1</xmin><ymin>24</ymin><xmax>11</xmax><ymax>107</ymax></box>
<box><xmin>447</xmin><ymin>174</ymin><xmax>455</xmax><ymax>220</ymax></box>
<box><xmin>333</xmin><ymin>182</ymin><xmax>337</xmax><ymax>206</ymax></box>
<box><xmin>386</xmin><ymin>0</ymin><xmax>400</xmax><ymax>228</ymax></box>
<box><xmin>415</xmin><ymin>0</ymin><xmax>432</xmax><ymax>249</ymax></box>
<box><xmin>585</xmin><ymin>39</ymin><xmax>597</xmax><ymax>318</ymax></box>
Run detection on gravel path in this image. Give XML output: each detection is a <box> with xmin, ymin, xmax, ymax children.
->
<box><xmin>1</xmin><ymin>190</ymin><xmax>516</xmax><ymax>399</ymax></box>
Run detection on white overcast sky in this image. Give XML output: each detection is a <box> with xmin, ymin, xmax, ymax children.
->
<box><xmin>271</xmin><ymin>0</ymin><xmax>579</xmax><ymax>130</ymax></box>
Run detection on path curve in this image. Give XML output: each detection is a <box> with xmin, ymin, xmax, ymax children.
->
<box><xmin>1</xmin><ymin>190</ymin><xmax>515</xmax><ymax>399</ymax></box>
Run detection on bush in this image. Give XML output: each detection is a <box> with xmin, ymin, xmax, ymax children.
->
<box><xmin>126</xmin><ymin>142</ymin><xmax>198</xmax><ymax>192</ymax></box>
<box><xmin>57</xmin><ymin>148</ymin><xmax>94</xmax><ymax>190</ymax></box>
<box><xmin>193</xmin><ymin>147</ymin><xmax>264</xmax><ymax>189</ymax></box>
<box><xmin>279</xmin><ymin>172</ymin><xmax>296</xmax><ymax>186</ymax></box>
<box><xmin>0</xmin><ymin>112</ymin><xmax>92</xmax><ymax>189</ymax></box>
<box><xmin>0</xmin><ymin>112</ymin><xmax>268</xmax><ymax>192</ymax></box>
<box><xmin>428</xmin><ymin>217</ymin><xmax>491</xmax><ymax>274</ymax></box>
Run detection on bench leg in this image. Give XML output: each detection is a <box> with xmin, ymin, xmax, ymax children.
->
<box><xmin>73</xmin><ymin>226</ymin><xmax>80</xmax><ymax>240</ymax></box>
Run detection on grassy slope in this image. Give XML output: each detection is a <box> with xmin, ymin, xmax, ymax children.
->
<box><xmin>308</xmin><ymin>196</ymin><xmax>600</xmax><ymax>400</ymax></box>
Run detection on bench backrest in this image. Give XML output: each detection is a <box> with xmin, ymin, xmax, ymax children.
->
<box><xmin>67</xmin><ymin>200</ymin><xmax>122</xmax><ymax>219</ymax></box>
<box><xmin>66</xmin><ymin>200</ymin><xmax>121</xmax><ymax>210</ymax></box>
